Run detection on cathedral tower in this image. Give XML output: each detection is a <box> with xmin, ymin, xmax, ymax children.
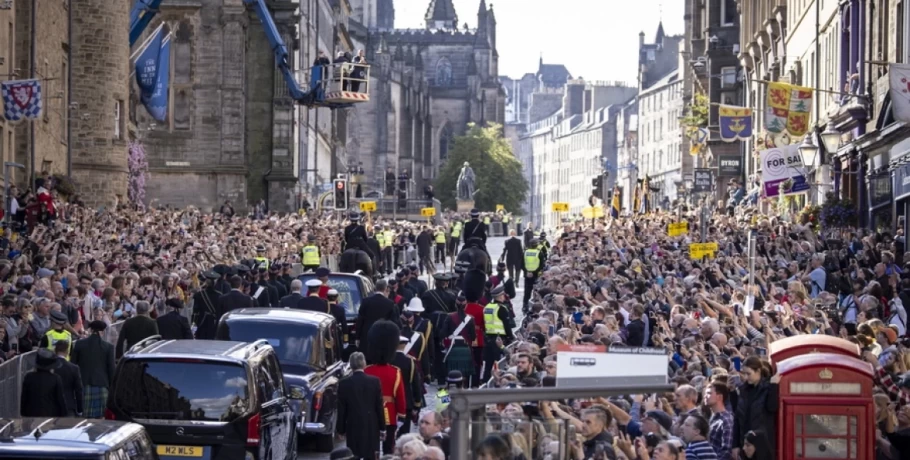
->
<box><xmin>70</xmin><ymin>0</ymin><xmax>129</xmax><ymax>207</ymax></box>
<box><xmin>425</xmin><ymin>0</ymin><xmax>458</xmax><ymax>30</ymax></box>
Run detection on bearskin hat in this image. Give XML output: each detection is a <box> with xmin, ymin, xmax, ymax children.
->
<box><xmin>462</xmin><ymin>268</ymin><xmax>487</xmax><ymax>303</ymax></box>
<box><xmin>366</xmin><ymin>320</ymin><xmax>401</xmax><ymax>365</ymax></box>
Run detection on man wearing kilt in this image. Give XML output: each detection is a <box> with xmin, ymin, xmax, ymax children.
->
<box><xmin>441</xmin><ymin>292</ymin><xmax>477</xmax><ymax>387</ymax></box>
<box><xmin>70</xmin><ymin>320</ymin><xmax>115</xmax><ymax>418</ymax></box>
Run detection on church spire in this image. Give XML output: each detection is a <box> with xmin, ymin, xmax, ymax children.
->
<box><xmin>425</xmin><ymin>0</ymin><xmax>458</xmax><ymax>30</ymax></box>
<box><xmin>655</xmin><ymin>21</ymin><xmax>665</xmax><ymax>44</ymax></box>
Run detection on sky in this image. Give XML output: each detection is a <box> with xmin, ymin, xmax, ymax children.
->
<box><xmin>394</xmin><ymin>0</ymin><xmax>685</xmax><ymax>84</ymax></box>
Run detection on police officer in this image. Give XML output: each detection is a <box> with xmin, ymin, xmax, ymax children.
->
<box><xmin>448</xmin><ymin>219</ymin><xmax>463</xmax><ymax>259</ymax></box>
<box><xmin>192</xmin><ymin>270</ymin><xmax>223</xmax><ymax>339</ymax></box>
<box><xmin>39</xmin><ymin>311</ymin><xmax>73</xmax><ymax>360</ymax></box>
<box><xmin>297</xmin><ymin>279</ymin><xmax>330</xmax><ymax>312</ymax></box>
<box><xmin>462</xmin><ymin>209</ymin><xmax>488</xmax><ymax>251</ymax></box>
<box><xmin>342</xmin><ymin>211</ymin><xmax>375</xmax><ymax>261</ymax></box>
<box><xmin>501</xmin><ymin>212</ymin><xmax>511</xmax><ymax>235</ymax></box>
<box><xmin>434</xmin><ymin>226</ymin><xmax>447</xmax><ymax>264</ymax></box>
<box><xmin>523</xmin><ymin>239</ymin><xmax>545</xmax><ymax>308</ymax></box>
<box><xmin>381</xmin><ymin>223</ymin><xmax>395</xmax><ymax>275</ymax></box>
<box><xmin>481</xmin><ymin>285</ymin><xmax>514</xmax><ymax>382</ymax></box>
<box><xmin>301</xmin><ymin>235</ymin><xmax>321</xmax><ymax>272</ymax></box>
<box><xmin>253</xmin><ymin>246</ymin><xmax>270</xmax><ymax>271</ymax></box>
<box><xmin>435</xmin><ymin>370</ymin><xmax>464</xmax><ymax>413</ymax></box>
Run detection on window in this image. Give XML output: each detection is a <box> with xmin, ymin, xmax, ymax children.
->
<box><xmin>435</xmin><ymin>57</ymin><xmax>453</xmax><ymax>87</ymax></box>
<box><xmin>113</xmin><ymin>360</ymin><xmax>250</xmax><ymax>422</ymax></box>
<box><xmin>721</xmin><ymin>0</ymin><xmax>737</xmax><ymax>26</ymax></box>
<box><xmin>114</xmin><ymin>100</ymin><xmax>122</xmax><ymax>139</ymax></box>
<box><xmin>720</xmin><ymin>66</ymin><xmax>737</xmax><ymax>88</ymax></box>
<box><xmin>171</xmin><ymin>22</ymin><xmax>193</xmax><ymax>130</ymax></box>
<box><xmin>174</xmin><ymin>89</ymin><xmax>190</xmax><ymax>129</ymax></box>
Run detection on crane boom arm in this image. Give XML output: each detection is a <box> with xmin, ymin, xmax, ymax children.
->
<box><xmin>129</xmin><ymin>0</ymin><xmax>164</xmax><ymax>48</ymax></box>
<box><xmin>242</xmin><ymin>0</ymin><xmax>308</xmax><ymax>101</ymax></box>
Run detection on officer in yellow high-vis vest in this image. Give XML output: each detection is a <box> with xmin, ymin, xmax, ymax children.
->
<box><xmin>522</xmin><ymin>239</ymin><xmax>544</xmax><ymax>308</ymax></box>
<box><xmin>253</xmin><ymin>246</ymin><xmax>270</xmax><ymax>271</ymax></box>
<box><xmin>448</xmin><ymin>220</ymin><xmax>462</xmax><ymax>256</ymax></box>
<box><xmin>301</xmin><ymin>235</ymin><xmax>321</xmax><ymax>272</ymax></box>
<box><xmin>434</xmin><ymin>227</ymin><xmax>447</xmax><ymax>264</ymax></box>
<box><xmin>481</xmin><ymin>285</ymin><xmax>513</xmax><ymax>381</ymax></box>
<box><xmin>381</xmin><ymin>223</ymin><xmax>395</xmax><ymax>275</ymax></box>
<box><xmin>501</xmin><ymin>213</ymin><xmax>511</xmax><ymax>235</ymax></box>
<box><xmin>40</xmin><ymin>311</ymin><xmax>73</xmax><ymax>360</ymax></box>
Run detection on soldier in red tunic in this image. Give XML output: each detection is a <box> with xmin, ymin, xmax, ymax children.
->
<box><xmin>462</xmin><ymin>267</ymin><xmax>487</xmax><ymax>385</ymax></box>
<box><xmin>363</xmin><ymin>320</ymin><xmax>406</xmax><ymax>454</ymax></box>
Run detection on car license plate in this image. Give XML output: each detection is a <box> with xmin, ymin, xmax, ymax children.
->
<box><xmin>156</xmin><ymin>445</ymin><xmax>204</xmax><ymax>457</ymax></box>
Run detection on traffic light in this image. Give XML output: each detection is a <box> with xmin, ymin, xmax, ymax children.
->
<box><xmin>333</xmin><ymin>178</ymin><xmax>348</xmax><ymax>210</ymax></box>
<box><xmin>591</xmin><ymin>174</ymin><xmax>604</xmax><ymax>198</ymax></box>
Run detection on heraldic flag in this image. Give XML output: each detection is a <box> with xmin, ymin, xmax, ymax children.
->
<box><xmin>765</xmin><ymin>82</ymin><xmax>812</xmax><ymax>137</ymax></box>
<box><xmin>718</xmin><ymin>104</ymin><xmax>753</xmax><ymax>141</ymax></box>
<box><xmin>1</xmin><ymin>79</ymin><xmax>43</xmax><ymax>123</ymax></box>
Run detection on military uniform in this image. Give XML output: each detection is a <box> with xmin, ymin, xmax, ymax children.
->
<box><xmin>421</xmin><ymin>274</ymin><xmax>456</xmax><ymax>384</ymax></box>
<box><xmin>192</xmin><ymin>271</ymin><xmax>223</xmax><ymax>340</ymax></box>
<box><xmin>441</xmin><ymin>309</ymin><xmax>477</xmax><ymax>387</ymax></box>
<box><xmin>393</xmin><ymin>340</ymin><xmax>423</xmax><ymax>437</ymax></box>
<box><xmin>364</xmin><ymin>363</ymin><xmax>406</xmax><ymax>454</ymax></box>
<box><xmin>342</xmin><ymin>215</ymin><xmax>375</xmax><ymax>260</ymax></box>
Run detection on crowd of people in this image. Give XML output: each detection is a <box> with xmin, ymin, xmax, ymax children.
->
<box><xmin>389</xmin><ymin>209</ymin><xmax>910</xmax><ymax>460</ymax></box>
<box><xmin>6</xmin><ymin>181</ymin><xmax>910</xmax><ymax>460</ymax></box>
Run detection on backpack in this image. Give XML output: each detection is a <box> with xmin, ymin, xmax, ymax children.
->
<box><xmin>809</xmin><ymin>266</ymin><xmax>838</xmax><ymax>294</ymax></box>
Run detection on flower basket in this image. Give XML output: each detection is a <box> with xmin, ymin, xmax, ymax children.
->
<box><xmin>819</xmin><ymin>192</ymin><xmax>858</xmax><ymax>229</ymax></box>
<box><xmin>52</xmin><ymin>174</ymin><xmax>77</xmax><ymax>198</ymax></box>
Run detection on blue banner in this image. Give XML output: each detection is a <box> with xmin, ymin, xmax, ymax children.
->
<box><xmin>137</xmin><ymin>32</ymin><xmax>170</xmax><ymax>122</ymax></box>
<box><xmin>135</xmin><ymin>26</ymin><xmax>163</xmax><ymax>99</ymax></box>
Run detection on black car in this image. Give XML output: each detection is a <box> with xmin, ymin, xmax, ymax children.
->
<box><xmin>297</xmin><ymin>272</ymin><xmax>374</xmax><ymax>342</ymax></box>
<box><xmin>216</xmin><ymin>308</ymin><xmax>348</xmax><ymax>452</ymax></box>
<box><xmin>0</xmin><ymin>417</ymin><xmax>158</xmax><ymax>460</ymax></box>
<box><xmin>106</xmin><ymin>337</ymin><xmax>297</xmax><ymax>460</ymax></box>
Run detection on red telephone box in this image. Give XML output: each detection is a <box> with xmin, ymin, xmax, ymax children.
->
<box><xmin>769</xmin><ymin>335</ymin><xmax>860</xmax><ymax>365</ymax></box>
<box><xmin>775</xmin><ymin>352</ymin><xmax>874</xmax><ymax>460</ymax></box>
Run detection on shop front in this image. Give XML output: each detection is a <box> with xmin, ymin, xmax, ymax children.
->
<box><xmin>868</xmin><ymin>173</ymin><xmax>892</xmax><ymax>232</ymax></box>
<box><xmin>889</xmin><ymin>138</ymin><xmax>910</xmax><ymax>234</ymax></box>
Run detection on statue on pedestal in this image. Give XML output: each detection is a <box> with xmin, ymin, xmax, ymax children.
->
<box><xmin>456</xmin><ymin>162</ymin><xmax>476</xmax><ymax>201</ymax></box>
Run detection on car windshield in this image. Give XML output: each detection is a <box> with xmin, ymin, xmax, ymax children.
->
<box><xmin>114</xmin><ymin>360</ymin><xmax>250</xmax><ymax>422</ymax></box>
<box><xmin>297</xmin><ymin>275</ymin><xmax>362</xmax><ymax>317</ymax></box>
<box><xmin>220</xmin><ymin>319</ymin><xmax>319</xmax><ymax>372</ymax></box>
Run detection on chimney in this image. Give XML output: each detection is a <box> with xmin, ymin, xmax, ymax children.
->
<box><xmin>563</xmin><ymin>80</ymin><xmax>585</xmax><ymax>117</ymax></box>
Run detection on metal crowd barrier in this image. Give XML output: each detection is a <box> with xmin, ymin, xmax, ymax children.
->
<box><xmin>480</xmin><ymin>341</ymin><xmax>520</xmax><ymax>388</ymax></box>
<box><xmin>0</xmin><ymin>351</ymin><xmax>37</xmax><ymax>418</ymax></box>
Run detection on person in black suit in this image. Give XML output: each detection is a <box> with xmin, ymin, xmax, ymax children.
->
<box><xmin>266</xmin><ymin>266</ymin><xmax>288</xmax><ymax>299</ymax></box>
<box><xmin>53</xmin><ymin>340</ymin><xmax>84</xmax><ymax>416</ymax></box>
<box><xmin>326</xmin><ymin>289</ymin><xmax>349</xmax><ymax>344</ymax></box>
<box><xmin>297</xmin><ymin>279</ymin><xmax>330</xmax><ymax>313</ymax></box>
<box><xmin>157</xmin><ymin>298</ymin><xmax>194</xmax><ymax>340</ymax></box>
<box><xmin>20</xmin><ymin>349</ymin><xmax>68</xmax><ymax>417</ymax></box>
<box><xmin>54</xmin><ymin>340</ymin><xmax>84</xmax><ymax>417</ymax></box>
<box><xmin>218</xmin><ymin>275</ymin><xmax>255</xmax><ymax>315</ymax></box>
<box><xmin>279</xmin><ymin>279</ymin><xmax>304</xmax><ymax>308</ymax></box>
<box><xmin>115</xmin><ymin>301</ymin><xmax>159</xmax><ymax>359</ymax></box>
<box><xmin>336</xmin><ymin>352</ymin><xmax>383</xmax><ymax>460</ymax></box>
<box><xmin>70</xmin><ymin>320</ymin><xmax>115</xmax><ymax>418</ymax></box>
<box><xmin>192</xmin><ymin>271</ymin><xmax>223</xmax><ymax>340</ymax></box>
<box><xmin>354</xmin><ymin>279</ymin><xmax>399</xmax><ymax>346</ymax></box>
<box><xmin>501</xmin><ymin>230</ymin><xmax>525</xmax><ymax>281</ymax></box>
<box><xmin>212</xmin><ymin>264</ymin><xmax>232</xmax><ymax>295</ymax></box>
<box><xmin>253</xmin><ymin>268</ymin><xmax>278</xmax><ymax>307</ymax></box>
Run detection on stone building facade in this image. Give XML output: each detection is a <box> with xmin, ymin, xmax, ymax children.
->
<box><xmin>0</xmin><ymin>3</ymin><xmax>17</xmax><ymax>184</ymax></box>
<box><xmin>346</xmin><ymin>0</ymin><xmax>506</xmax><ymax>197</ymax></box>
<box><xmin>14</xmin><ymin>0</ymin><xmax>70</xmax><ymax>182</ymax></box>
<box><xmin>70</xmin><ymin>0</ymin><xmax>129</xmax><ymax>207</ymax></box>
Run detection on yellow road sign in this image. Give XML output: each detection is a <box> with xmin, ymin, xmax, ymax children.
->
<box><xmin>420</xmin><ymin>207</ymin><xmax>436</xmax><ymax>217</ymax></box>
<box><xmin>668</xmin><ymin>222</ymin><xmax>688</xmax><ymax>237</ymax></box>
<box><xmin>360</xmin><ymin>201</ymin><xmax>377</xmax><ymax>212</ymax></box>
<box><xmin>496</xmin><ymin>204</ymin><xmax>505</xmax><ymax>212</ymax></box>
<box><xmin>552</xmin><ymin>202</ymin><xmax>570</xmax><ymax>212</ymax></box>
<box><xmin>581</xmin><ymin>206</ymin><xmax>604</xmax><ymax>219</ymax></box>
<box><xmin>689</xmin><ymin>242</ymin><xmax>719</xmax><ymax>259</ymax></box>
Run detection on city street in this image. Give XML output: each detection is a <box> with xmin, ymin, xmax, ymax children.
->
<box><xmin>299</xmin><ymin>235</ymin><xmax>523</xmax><ymax>458</ymax></box>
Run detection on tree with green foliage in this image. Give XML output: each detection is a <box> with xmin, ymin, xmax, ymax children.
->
<box><xmin>434</xmin><ymin>122</ymin><xmax>528</xmax><ymax>212</ymax></box>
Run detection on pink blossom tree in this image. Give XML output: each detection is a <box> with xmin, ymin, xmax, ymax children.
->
<box><xmin>128</xmin><ymin>141</ymin><xmax>150</xmax><ymax>208</ymax></box>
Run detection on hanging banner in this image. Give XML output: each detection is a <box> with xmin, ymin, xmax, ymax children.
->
<box><xmin>1</xmin><ymin>79</ymin><xmax>43</xmax><ymax>123</ymax></box>
<box><xmin>137</xmin><ymin>31</ymin><xmax>171</xmax><ymax>122</ymax></box>
<box><xmin>689</xmin><ymin>127</ymin><xmax>708</xmax><ymax>156</ymax></box>
<box><xmin>765</xmin><ymin>82</ymin><xmax>812</xmax><ymax>137</ymax></box>
<box><xmin>759</xmin><ymin>144</ymin><xmax>809</xmax><ymax>197</ymax></box>
<box><xmin>718</xmin><ymin>105</ymin><xmax>753</xmax><ymax>141</ymax></box>
<box><xmin>889</xmin><ymin>63</ymin><xmax>910</xmax><ymax>123</ymax></box>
